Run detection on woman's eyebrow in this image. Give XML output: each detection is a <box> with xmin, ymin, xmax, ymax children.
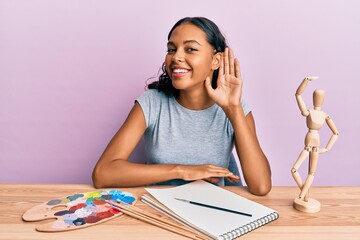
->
<box><xmin>183</xmin><ymin>40</ymin><xmax>201</xmax><ymax>45</ymax></box>
<box><xmin>167</xmin><ymin>41</ymin><xmax>175</xmax><ymax>47</ymax></box>
<box><xmin>167</xmin><ymin>40</ymin><xmax>202</xmax><ymax>46</ymax></box>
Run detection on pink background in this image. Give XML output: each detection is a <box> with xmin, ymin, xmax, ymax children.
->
<box><xmin>1</xmin><ymin>0</ymin><xmax>359</xmax><ymax>186</ymax></box>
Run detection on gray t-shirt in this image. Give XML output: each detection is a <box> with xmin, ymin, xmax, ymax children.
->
<box><xmin>136</xmin><ymin>89</ymin><xmax>250</xmax><ymax>186</ymax></box>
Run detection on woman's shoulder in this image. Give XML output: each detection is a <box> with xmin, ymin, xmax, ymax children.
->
<box><xmin>139</xmin><ymin>89</ymin><xmax>169</xmax><ymax>100</ymax></box>
<box><xmin>136</xmin><ymin>89</ymin><xmax>171</xmax><ymax>111</ymax></box>
<box><xmin>136</xmin><ymin>89</ymin><xmax>172</xmax><ymax>128</ymax></box>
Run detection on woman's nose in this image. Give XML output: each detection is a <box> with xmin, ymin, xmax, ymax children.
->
<box><xmin>172</xmin><ymin>50</ymin><xmax>184</xmax><ymax>62</ymax></box>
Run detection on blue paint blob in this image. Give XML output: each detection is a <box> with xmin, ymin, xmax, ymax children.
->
<box><xmin>72</xmin><ymin>218</ymin><xmax>86</xmax><ymax>226</ymax></box>
<box><xmin>109</xmin><ymin>190</ymin><xmax>122</xmax><ymax>198</ymax></box>
<box><xmin>47</xmin><ymin>199</ymin><xmax>62</xmax><ymax>205</ymax></box>
<box><xmin>84</xmin><ymin>203</ymin><xmax>93</xmax><ymax>211</ymax></box>
<box><xmin>119</xmin><ymin>195</ymin><xmax>136</xmax><ymax>203</ymax></box>
<box><xmin>101</xmin><ymin>194</ymin><xmax>113</xmax><ymax>200</ymax></box>
<box><xmin>67</xmin><ymin>193</ymin><xmax>84</xmax><ymax>201</ymax></box>
<box><xmin>54</xmin><ymin>210</ymin><xmax>74</xmax><ymax>216</ymax></box>
<box><xmin>107</xmin><ymin>190</ymin><xmax>136</xmax><ymax>204</ymax></box>
<box><xmin>109</xmin><ymin>190</ymin><xmax>135</xmax><ymax>203</ymax></box>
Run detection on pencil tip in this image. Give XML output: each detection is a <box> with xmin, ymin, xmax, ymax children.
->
<box><xmin>174</xmin><ymin>198</ymin><xmax>188</xmax><ymax>203</ymax></box>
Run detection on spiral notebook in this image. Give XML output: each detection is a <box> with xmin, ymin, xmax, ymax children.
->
<box><xmin>142</xmin><ymin>180</ymin><xmax>278</xmax><ymax>240</ymax></box>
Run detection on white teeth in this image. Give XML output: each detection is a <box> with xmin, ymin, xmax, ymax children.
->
<box><xmin>173</xmin><ymin>69</ymin><xmax>189</xmax><ymax>73</ymax></box>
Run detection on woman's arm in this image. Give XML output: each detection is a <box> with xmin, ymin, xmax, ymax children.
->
<box><xmin>92</xmin><ymin>102</ymin><xmax>238</xmax><ymax>188</ymax></box>
<box><xmin>226</xmin><ymin>108</ymin><xmax>271</xmax><ymax>196</ymax></box>
<box><xmin>92</xmin><ymin>103</ymin><xmax>179</xmax><ymax>188</ymax></box>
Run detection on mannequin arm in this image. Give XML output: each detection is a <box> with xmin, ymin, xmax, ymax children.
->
<box><xmin>322</xmin><ymin>116</ymin><xmax>339</xmax><ymax>151</ymax></box>
<box><xmin>295</xmin><ymin>77</ymin><xmax>317</xmax><ymax>116</ymax></box>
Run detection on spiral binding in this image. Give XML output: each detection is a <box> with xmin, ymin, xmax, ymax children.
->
<box><xmin>219</xmin><ymin>212</ymin><xmax>279</xmax><ymax>240</ymax></box>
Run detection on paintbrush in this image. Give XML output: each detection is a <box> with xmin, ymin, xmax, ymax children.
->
<box><xmin>105</xmin><ymin>200</ymin><xmax>206</xmax><ymax>240</ymax></box>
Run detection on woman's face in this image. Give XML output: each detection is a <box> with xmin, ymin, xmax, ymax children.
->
<box><xmin>165</xmin><ymin>23</ymin><xmax>220</xmax><ymax>92</ymax></box>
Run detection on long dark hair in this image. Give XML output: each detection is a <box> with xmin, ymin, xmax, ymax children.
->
<box><xmin>148</xmin><ymin>17</ymin><xmax>228</xmax><ymax>96</ymax></box>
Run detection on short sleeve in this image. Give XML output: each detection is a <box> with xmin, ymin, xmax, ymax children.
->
<box><xmin>136</xmin><ymin>90</ymin><xmax>158</xmax><ymax>128</ymax></box>
<box><xmin>135</xmin><ymin>91</ymin><xmax>151</xmax><ymax>127</ymax></box>
<box><xmin>241</xmin><ymin>99</ymin><xmax>251</xmax><ymax>116</ymax></box>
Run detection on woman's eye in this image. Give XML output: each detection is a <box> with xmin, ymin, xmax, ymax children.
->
<box><xmin>186</xmin><ymin>48</ymin><xmax>197</xmax><ymax>52</ymax></box>
<box><xmin>167</xmin><ymin>48</ymin><xmax>175</xmax><ymax>53</ymax></box>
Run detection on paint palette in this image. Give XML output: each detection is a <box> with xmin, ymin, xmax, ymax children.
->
<box><xmin>22</xmin><ymin>190</ymin><xmax>136</xmax><ymax>232</ymax></box>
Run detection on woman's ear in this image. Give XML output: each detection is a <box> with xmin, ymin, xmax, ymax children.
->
<box><xmin>211</xmin><ymin>52</ymin><xmax>222</xmax><ymax>70</ymax></box>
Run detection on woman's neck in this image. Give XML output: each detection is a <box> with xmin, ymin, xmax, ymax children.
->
<box><xmin>176</xmin><ymin>89</ymin><xmax>215</xmax><ymax>110</ymax></box>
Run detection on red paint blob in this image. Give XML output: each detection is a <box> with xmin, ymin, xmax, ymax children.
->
<box><xmin>84</xmin><ymin>215</ymin><xmax>102</xmax><ymax>224</ymax></box>
<box><xmin>93</xmin><ymin>199</ymin><xmax>105</xmax><ymax>205</ymax></box>
<box><xmin>69</xmin><ymin>203</ymin><xmax>87</xmax><ymax>211</ymax></box>
<box><xmin>109</xmin><ymin>207</ymin><xmax>121</xmax><ymax>214</ymax></box>
<box><xmin>96</xmin><ymin>211</ymin><xmax>114</xmax><ymax>219</ymax></box>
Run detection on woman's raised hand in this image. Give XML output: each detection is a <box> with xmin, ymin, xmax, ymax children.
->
<box><xmin>205</xmin><ymin>48</ymin><xmax>243</xmax><ymax>110</ymax></box>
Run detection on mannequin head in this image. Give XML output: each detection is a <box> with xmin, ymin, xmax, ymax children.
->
<box><xmin>313</xmin><ymin>89</ymin><xmax>325</xmax><ymax>109</ymax></box>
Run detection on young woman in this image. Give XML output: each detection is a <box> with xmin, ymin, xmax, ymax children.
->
<box><xmin>92</xmin><ymin>17</ymin><xmax>271</xmax><ymax>195</ymax></box>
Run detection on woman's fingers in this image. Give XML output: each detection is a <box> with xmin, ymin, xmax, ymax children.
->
<box><xmin>204</xmin><ymin>177</ymin><xmax>221</xmax><ymax>184</ymax></box>
<box><xmin>224</xmin><ymin>48</ymin><xmax>229</xmax><ymax>75</ymax></box>
<box><xmin>229</xmin><ymin>49</ymin><xmax>235</xmax><ymax>76</ymax></box>
<box><xmin>208</xmin><ymin>165</ymin><xmax>239</xmax><ymax>179</ymax></box>
<box><xmin>182</xmin><ymin>164</ymin><xmax>239</xmax><ymax>183</ymax></box>
<box><xmin>235</xmin><ymin>58</ymin><xmax>241</xmax><ymax>79</ymax></box>
<box><xmin>221</xmin><ymin>48</ymin><xmax>237</xmax><ymax>76</ymax></box>
<box><xmin>219</xmin><ymin>51</ymin><xmax>224</xmax><ymax>75</ymax></box>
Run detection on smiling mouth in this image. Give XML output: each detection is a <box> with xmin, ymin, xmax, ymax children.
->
<box><xmin>172</xmin><ymin>68</ymin><xmax>190</xmax><ymax>77</ymax></box>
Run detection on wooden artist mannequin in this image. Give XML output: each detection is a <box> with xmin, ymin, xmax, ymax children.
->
<box><xmin>291</xmin><ymin>76</ymin><xmax>339</xmax><ymax>213</ymax></box>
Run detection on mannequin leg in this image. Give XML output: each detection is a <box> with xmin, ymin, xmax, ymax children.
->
<box><xmin>304</xmin><ymin>154</ymin><xmax>311</xmax><ymax>201</ymax></box>
<box><xmin>291</xmin><ymin>148</ymin><xmax>310</xmax><ymax>191</ymax></box>
<box><xmin>299</xmin><ymin>148</ymin><xmax>319</xmax><ymax>200</ymax></box>
<box><xmin>293</xmin><ymin>147</ymin><xmax>321</xmax><ymax>213</ymax></box>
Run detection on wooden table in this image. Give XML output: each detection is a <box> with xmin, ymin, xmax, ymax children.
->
<box><xmin>1</xmin><ymin>184</ymin><xmax>359</xmax><ymax>240</ymax></box>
